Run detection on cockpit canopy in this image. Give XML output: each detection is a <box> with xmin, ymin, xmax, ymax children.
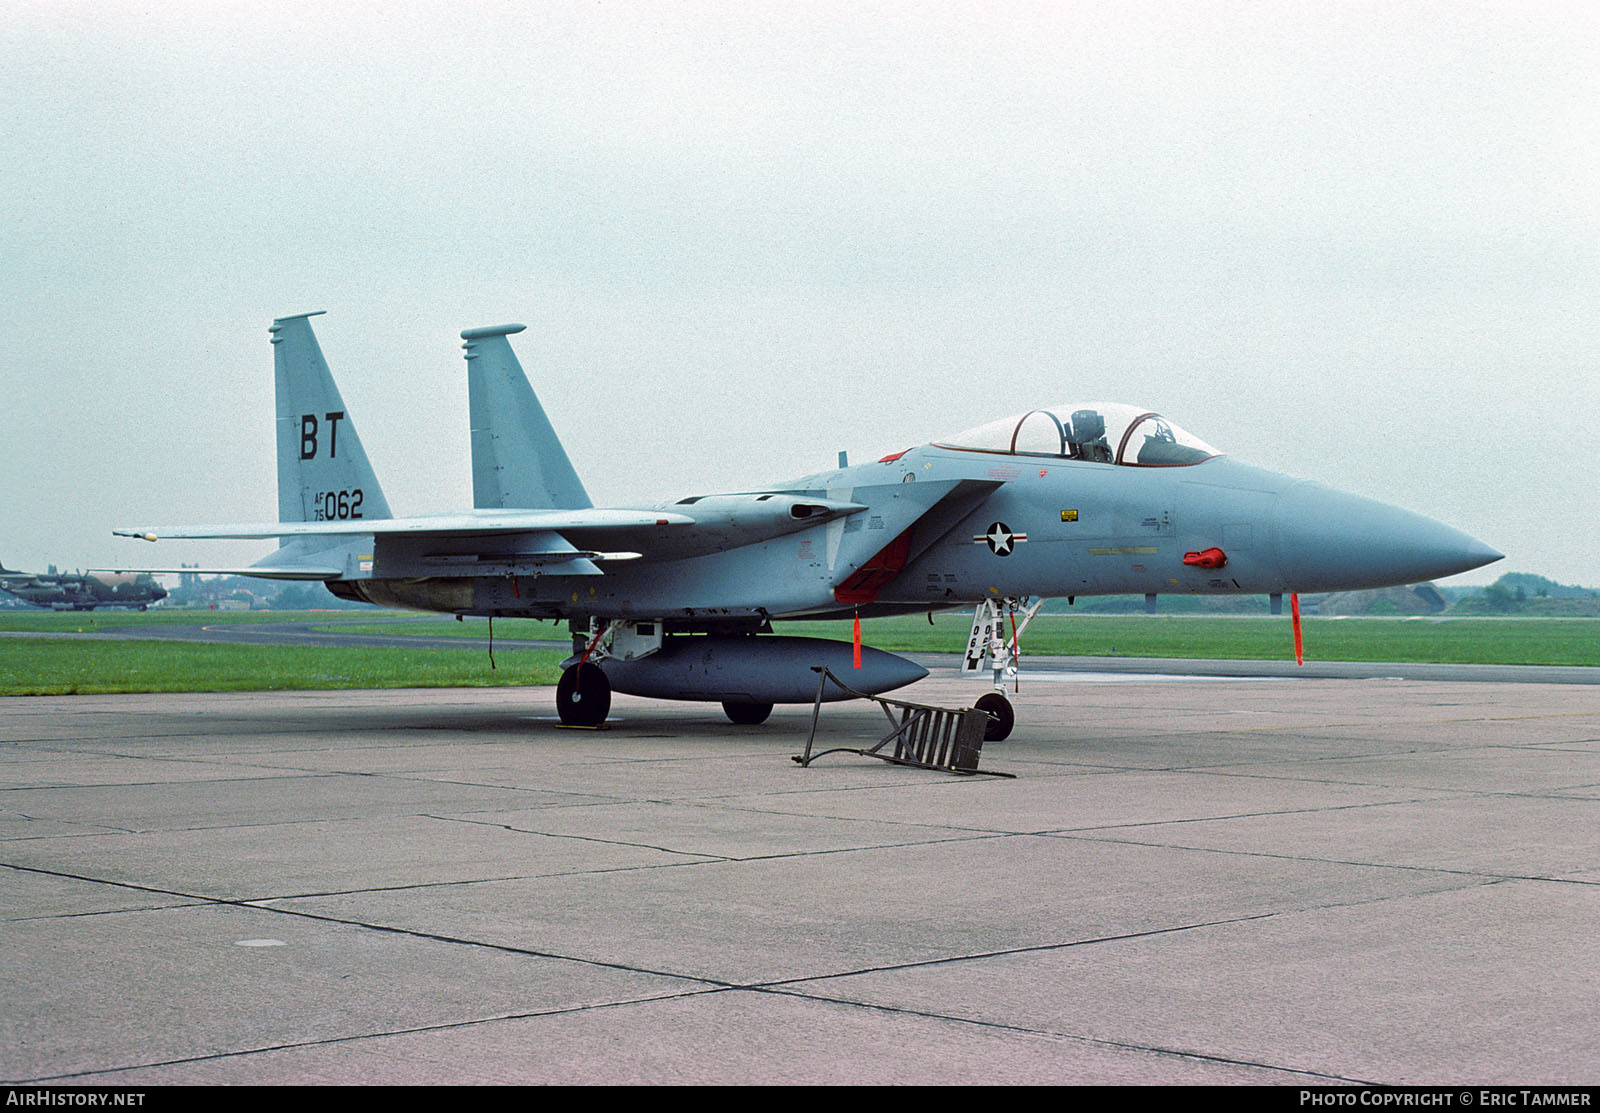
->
<box><xmin>939</xmin><ymin>403</ymin><xmax>1219</xmax><ymax>467</ymax></box>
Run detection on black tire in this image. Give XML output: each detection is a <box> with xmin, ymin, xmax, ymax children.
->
<box><xmin>975</xmin><ymin>692</ymin><xmax>1014</xmax><ymax>742</ymax></box>
<box><xmin>556</xmin><ymin>663</ymin><xmax>611</xmax><ymax>727</ymax></box>
<box><xmin>722</xmin><ymin>700</ymin><xmax>774</xmax><ymax>725</ymax></box>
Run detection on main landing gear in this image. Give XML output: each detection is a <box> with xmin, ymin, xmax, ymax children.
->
<box><xmin>556</xmin><ymin>662</ymin><xmax>611</xmax><ymax>727</ymax></box>
<box><xmin>555</xmin><ymin>665</ymin><xmax>779</xmax><ymax>728</ymax></box>
<box><xmin>558</xmin><ymin>619</ymin><xmax>794</xmax><ymax>729</ymax></box>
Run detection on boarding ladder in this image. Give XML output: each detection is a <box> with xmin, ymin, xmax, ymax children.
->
<box><xmin>792</xmin><ymin>667</ymin><xmax>1014</xmax><ymax>778</ymax></box>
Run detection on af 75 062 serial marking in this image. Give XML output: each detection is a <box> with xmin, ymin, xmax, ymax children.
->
<box><xmin>312</xmin><ymin>488</ymin><xmax>363</xmax><ymax>521</ymax></box>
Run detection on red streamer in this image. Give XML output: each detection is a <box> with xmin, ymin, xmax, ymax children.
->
<box><xmin>1291</xmin><ymin>593</ymin><xmax>1304</xmax><ymax>666</ymax></box>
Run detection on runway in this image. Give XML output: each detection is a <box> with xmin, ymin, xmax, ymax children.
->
<box><xmin>3</xmin><ymin>668</ymin><xmax>1599</xmax><ymax>1084</ymax></box>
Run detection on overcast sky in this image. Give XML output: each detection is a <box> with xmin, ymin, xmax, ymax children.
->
<box><xmin>3</xmin><ymin>1</ymin><xmax>1595</xmax><ymax>588</ymax></box>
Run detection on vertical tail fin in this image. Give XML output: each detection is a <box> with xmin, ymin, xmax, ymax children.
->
<box><xmin>462</xmin><ymin>324</ymin><xmax>592</xmax><ymax>511</ymax></box>
<box><xmin>270</xmin><ymin>313</ymin><xmax>392</xmax><ymax>523</ymax></box>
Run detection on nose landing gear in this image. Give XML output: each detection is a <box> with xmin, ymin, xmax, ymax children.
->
<box><xmin>974</xmin><ymin>691</ymin><xmax>1014</xmax><ymax>742</ymax></box>
<box><xmin>962</xmin><ymin>596</ymin><xmax>1043</xmax><ymax>742</ymax></box>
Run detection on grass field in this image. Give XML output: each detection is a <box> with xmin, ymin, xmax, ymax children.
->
<box><xmin>0</xmin><ymin>609</ymin><xmax>329</xmax><ymax>631</ymax></box>
<box><xmin>0</xmin><ymin>638</ymin><xmax>565</xmax><ymax>696</ymax></box>
<box><xmin>781</xmin><ymin>613</ymin><xmax>1600</xmax><ymax>666</ymax></box>
<box><xmin>0</xmin><ymin>609</ymin><xmax>566</xmax><ymax>694</ymax></box>
<box><xmin>1</xmin><ymin>608</ymin><xmax>1595</xmax><ymax>695</ymax></box>
<box><xmin>305</xmin><ymin>618</ymin><xmax>566</xmax><ymax>640</ymax></box>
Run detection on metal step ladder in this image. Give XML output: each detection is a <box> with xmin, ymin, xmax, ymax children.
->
<box><xmin>792</xmin><ymin>667</ymin><xmax>1014</xmax><ymax>777</ymax></box>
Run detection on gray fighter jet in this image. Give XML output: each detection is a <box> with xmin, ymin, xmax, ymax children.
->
<box><xmin>116</xmin><ymin>313</ymin><xmax>1500</xmax><ymax>735</ymax></box>
<box><xmin>0</xmin><ymin>563</ymin><xmax>166</xmax><ymax>611</ymax></box>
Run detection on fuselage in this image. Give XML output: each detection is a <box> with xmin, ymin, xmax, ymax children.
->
<box><xmin>333</xmin><ymin>444</ymin><xmax>1497</xmax><ymax>624</ymax></box>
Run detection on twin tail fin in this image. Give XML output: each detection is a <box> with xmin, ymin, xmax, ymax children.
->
<box><xmin>270</xmin><ymin>312</ymin><xmax>393</xmax><ymax>525</ymax></box>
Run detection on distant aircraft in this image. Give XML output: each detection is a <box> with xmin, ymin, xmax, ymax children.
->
<box><xmin>0</xmin><ymin>562</ymin><xmax>167</xmax><ymax>611</ymax></box>
<box><xmin>116</xmin><ymin>312</ymin><xmax>1500</xmax><ymax>736</ymax></box>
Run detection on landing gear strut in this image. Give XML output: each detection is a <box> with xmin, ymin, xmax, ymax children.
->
<box><xmin>556</xmin><ymin>662</ymin><xmax>611</xmax><ymax>727</ymax></box>
<box><xmin>964</xmin><ymin>596</ymin><xmax>1042</xmax><ymax>742</ymax></box>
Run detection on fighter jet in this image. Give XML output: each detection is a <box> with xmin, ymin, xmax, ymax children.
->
<box><xmin>116</xmin><ymin>312</ymin><xmax>1500</xmax><ymax>736</ymax></box>
<box><xmin>0</xmin><ymin>562</ymin><xmax>167</xmax><ymax>611</ymax></box>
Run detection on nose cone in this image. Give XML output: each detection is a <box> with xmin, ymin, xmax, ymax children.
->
<box><xmin>1275</xmin><ymin>482</ymin><xmax>1502</xmax><ymax>592</ymax></box>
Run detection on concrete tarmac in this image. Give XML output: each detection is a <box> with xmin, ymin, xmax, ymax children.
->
<box><xmin>3</xmin><ymin>669</ymin><xmax>1598</xmax><ymax>1085</ymax></box>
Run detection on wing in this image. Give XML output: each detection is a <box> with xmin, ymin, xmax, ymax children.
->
<box><xmin>114</xmin><ymin>495</ymin><xmax>869</xmax><ymax>579</ymax></box>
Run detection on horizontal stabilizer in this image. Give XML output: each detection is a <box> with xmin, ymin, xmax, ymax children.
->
<box><xmin>422</xmin><ymin>555</ymin><xmax>605</xmax><ymax>576</ymax></box>
<box><xmin>404</xmin><ymin>528</ymin><xmax>619</xmax><ymax>577</ymax></box>
<box><xmin>96</xmin><ymin>565</ymin><xmax>343</xmax><ymax>581</ymax></box>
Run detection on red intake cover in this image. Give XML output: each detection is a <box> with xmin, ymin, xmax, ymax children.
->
<box><xmin>1183</xmin><ymin>547</ymin><xmax>1228</xmax><ymax>569</ymax></box>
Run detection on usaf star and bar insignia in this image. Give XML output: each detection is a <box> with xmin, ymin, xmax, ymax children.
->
<box><xmin>973</xmin><ymin>522</ymin><xmax>1028</xmax><ymax>556</ymax></box>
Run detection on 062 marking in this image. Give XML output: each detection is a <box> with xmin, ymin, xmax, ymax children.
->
<box><xmin>313</xmin><ymin>488</ymin><xmax>363</xmax><ymax>521</ymax></box>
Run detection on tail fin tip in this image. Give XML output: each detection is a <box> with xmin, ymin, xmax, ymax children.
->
<box><xmin>270</xmin><ymin>311</ymin><xmax>328</xmax><ymax>339</ymax></box>
<box><xmin>461</xmin><ymin>323</ymin><xmax>526</xmax><ymax>341</ymax></box>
